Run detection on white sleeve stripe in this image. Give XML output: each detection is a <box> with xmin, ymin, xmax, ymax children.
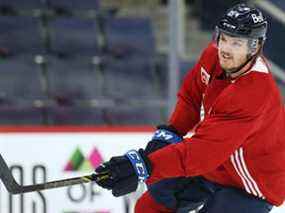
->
<box><xmin>230</xmin><ymin>154</ymin><xmax>252</xmax><ymax>195</ymax></box>
<box><xmin>234</xmin><ymin>150</ymin><xmax>258</xmax><ymax>196</ymax></box>
<box><xmin>230</xmin><ymin>148</ymin><xmax>265</xmax><ymax>199</ymax></box>
<box><xmin>235</xmin><ymin>149</ymin><xmax>258</xmax><ymax>197</ymax></box>
<box><xmin>239</xmin><ymin>148</ymin><xmax>265</xmax><ymax>198</ymax></box>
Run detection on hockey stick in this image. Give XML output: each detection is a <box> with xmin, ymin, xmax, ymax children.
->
<box><xmin>0</xmin><ymin>154</ymin><xmax>107</xmax><ymax>194</ymax></box>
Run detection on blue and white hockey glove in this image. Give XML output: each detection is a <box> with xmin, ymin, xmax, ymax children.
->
<box><xmin>144</xmin><ymin>125</ymin><xmax>183</xmax><ymax>155</ymax></box>
<box><xmin>94</xmin><ymin>149</ymin><xmax>151</xmax><ymax>197</ymax></box>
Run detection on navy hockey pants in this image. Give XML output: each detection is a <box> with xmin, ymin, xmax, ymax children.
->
<box><xmin>135</xmin><ymin>177</ymin><xmax>273</xmax><ymax>213</ymax></box>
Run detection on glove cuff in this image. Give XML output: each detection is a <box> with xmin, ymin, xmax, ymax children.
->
<box><xmin>125</xmin><ymin>149</ymin><xmax>150</xmax><ymax>182</ymax></box>
<box><xmin>152</xmin><ymin>125</ymin><xmax>183</xmax><ymax>144</ymax></box>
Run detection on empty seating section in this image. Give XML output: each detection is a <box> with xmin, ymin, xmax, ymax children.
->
<box><xmin>49</xmin><ymin>17</ymin><xmax>99</xmax><ymax>56</ymax></box>
<box><xmin>102</xmin><ymin>56</ymin><xmax>159</xmax><ymax>98</ymax></box>
<box><xmin>0</xmin><ymin>16</ymin><xmax>43</xmax><ymax>55</ymax></box>
<box><xmin>46</xmin><ymin>106</ymin><xmax>105</xmax><ymax>125</ymax></box>
<box><xmin>0</xmin><ymin>105</ymin><xmax>43</xmax><ymax>124</ymax></box>
<box><xmin>0</xmin><ymin>2</ymin><xmax>167</xmax><ymax>125</ymax></box>
<box><xmin>47</xmin><ymin>0</ymin><xmax>100</xmax><ymax>11</ymax></box>
<box><xmin>0</xmin><ymin>56</ymin><xmax>45</xmax><ymax>101</ymax></box>
<box><xmin>0</xmin><ymin>0</ymin><xmax>46</xmax><ymax>10</ymax></box>
<box><xmin>46</xmin><ymin>56</ymin><xmax>103</xmax><ymax>100</ymax></box>
<box><xmin>103</xmin><ymin>105</ymin><xmax>164</xmax><ymax>125</ymax></box>
<box><xmin>105</xmin><ymin>17</ymin><xmax>155</xmax><ymax>58</ymax></box>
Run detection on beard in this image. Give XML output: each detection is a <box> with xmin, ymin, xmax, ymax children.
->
<box><xmin>219</xmin><ymin>57</ymin><xmax>239</xmax><ymax>73</ymax></box>
<box><xmin>219</xmin><ymin>55</ymin><xmax>254</xmax><ymax>77</ymax></box>
<box><xmin>221</xmin><ymin>63</ymin><xmax>240</xmax><ymax>73</ymax></box>
<box><xmin>219</xmin><ymin>52</ymin><xmax>249</xmax><ymax>74</ymax></box>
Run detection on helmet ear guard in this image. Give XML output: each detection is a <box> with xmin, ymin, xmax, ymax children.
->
<box><xmin>247</xmin><ymin>38</ymin><xmax>261</xmax><ymax>56</ymax></box>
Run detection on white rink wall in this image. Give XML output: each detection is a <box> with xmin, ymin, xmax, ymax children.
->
<box><xmin>0</xmin><ymin>130</ymin><xmax>284</xmax><ymax>213</ymax></box>
<box><xmin>0</xmin><ymin>130</ymin><xmax>151</xmax><ymax>213</ymax></box>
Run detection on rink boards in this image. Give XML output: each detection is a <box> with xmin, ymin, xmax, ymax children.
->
<box><xmin>0</xmin><ymin>127</ymin><xmax>284</xmax><ymax>213</ymax></box>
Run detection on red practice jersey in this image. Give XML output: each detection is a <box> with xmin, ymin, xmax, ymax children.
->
<box><xmin>147</xmin><ymin>42</ymin><xmax>285</xmax><ymax>206</ymax></box>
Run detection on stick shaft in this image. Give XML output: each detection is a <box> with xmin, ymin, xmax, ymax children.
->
<box><xmin>0</xmin><ymin>154</ymin><xmax>102</xmax><ymax>194</ymax></box>
<box><xmin>16</xmin><ymin>175</ymin><xmax>95</xmax><ymax>193</ymax></box>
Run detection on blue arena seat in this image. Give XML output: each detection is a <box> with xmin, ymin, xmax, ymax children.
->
<box><xmin>105</xmin><ymin>17</ymin><xmax>156</xmax><ymax>58</ymax></box>
<box><xmin>47</xmin><ymin>0</ymin><xmax>100</xmax><ymax>11</ymax></box>
<box><xmin>46</xmin><ymin>106</ymin><xmax>105</xmax><ymax>125</ymax></box>
<box><xmin>0</xmin><ymin>104</ymin><xmax>43</xmax><ymax>124</ymax></box>
<box><xmin>0</xmin><ymin>55</ymin><xmax>46</xmax><ymax>101</ymax></box>
<box><xmin>0</xmin><ymin>16</ymin><xmax>44</xmax><ymax>55</ymax></box>
<box><xmin>151</xmin><ymin>55</ymin><xmax>195</xmax><ymax>98</ymax></box>
<box><xmin>103</xmin><ymin>105</ymin><xmax>165</xmax><ymax>125</ymax></box>
<box><xmin>49</xmin><ymin>17</ymin><xmax>99</xmax><ymax>56</ymax></box>
<box><xmin>0</xmin><ymin>0</ymin><xmax>46</xmax><ymax>10</ymax></box>
<box><xmin>46</xmin><ymin>57</ymin><xmax>103</xmax><ymax>100</ymax></box>
<box><xmin>102</xmin><ymin>56</ymin><xmax>159</xmax><ymax>98</ymax></box>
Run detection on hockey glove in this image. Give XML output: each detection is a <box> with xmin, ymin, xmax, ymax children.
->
<box><xmin>94</xmin><ymin>149</ymin><xmax>151</xmax><ymax>197</ymax></box>
<box><xmin>144</xmin><ymin>125</ymin><xmax>183</xmax><ymax>155</ymax></box>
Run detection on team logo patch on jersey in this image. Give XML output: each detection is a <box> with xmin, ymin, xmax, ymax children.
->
<box><xmin>201</xmin><ymin>67</ymin><xmax>210</xmax><ymax>85</ymax></box>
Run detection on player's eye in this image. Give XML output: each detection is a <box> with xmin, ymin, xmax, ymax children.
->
<box><xmin>232</xmin><ymin>41</ymin><xmax>242</xmax><ymax>47</ymax></box>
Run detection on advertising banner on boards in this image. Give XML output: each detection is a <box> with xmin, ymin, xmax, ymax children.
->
<box><xmin>0</xmin><ymin>129</ymin><xmax>151</xmax><ymax>213</ymax></box>
<box><xmin>0</xmin><ymin>127</ymin><xmax>284</xmax><ymax>213</ymax></box>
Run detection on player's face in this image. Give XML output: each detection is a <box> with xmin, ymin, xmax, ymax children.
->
<box><xmin>218</xmin><ymin>33</ymin><xmax>249</xmax><ymax>72</ymax></box>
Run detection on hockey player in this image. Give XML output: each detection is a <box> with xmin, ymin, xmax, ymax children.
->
<box><xmin>94</xmin><ymin>4</ymin><xmax>285</xmax><ymax>212</ymax></box>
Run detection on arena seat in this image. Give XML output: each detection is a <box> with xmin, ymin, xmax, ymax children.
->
<box><xmin>0</xmin><ymin>0</ymin><xmax>46</xmax><ymax>10</ymax></box>
<box><xmin>103</xmin><ymin>104</ymin><xmax>164</xmax><ymax>125</ymax></box>
<box><xmin>0</xmin><ymin>104</ymin><xmax>43</xmax><ymax>124</ymax></box>
<box><xmin>0</xmin><ymin>55</ymin><xmax>46</xmax><ymax>100</ymax></box>
<box><xmin>0</xmin><ymin>16</ymin><xmax>44</xmax><ymax>55</ymax></box>
<box><xmin>48</xmin><ymin>17</ymin><xmax>99</xmax><ymax>57</ymax></box>
<box><xmin>45</xmin><ymin>56</ymin><xmax>103</xmax><ymax>100</ymax></box>
<box><xmin>154</xmin><ymin>55</ymin><xmax>195</xmax><ymax>97</ymax></box>
<box><xmin>47</xmin><ymin>0</ymin><xmax>100</xmax><ymax>11</ymax></box>
<box><xmin>105</xmin><ymin>17</ymin><xmax>156</xmax><ymax>58</ymax></box>
<box><xmin>101</xmin><ymin>56</ymin><xmax>159</xmax><ymax>98</ymax></box>
<box><xmin>46</xmin><ymin>106</ymin><xmax>105</xmax><ymax>125</ymax></box>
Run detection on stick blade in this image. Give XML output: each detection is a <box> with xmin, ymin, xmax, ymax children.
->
<box><xmin>0</xmin><ymin>154</ymin><xmax>22</xmax><ymax>194</ymax></box>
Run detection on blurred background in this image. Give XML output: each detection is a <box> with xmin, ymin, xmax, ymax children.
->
<box><xmin>0</xmin><ymin>0</ymin><xmax>283</xmax><ymax>126</ymax></box>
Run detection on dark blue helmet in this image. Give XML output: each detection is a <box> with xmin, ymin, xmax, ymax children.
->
<box><xmin>217</xmin><ymin>4</ymin><xmax>267</xmax><ymax>42</ymax></box>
